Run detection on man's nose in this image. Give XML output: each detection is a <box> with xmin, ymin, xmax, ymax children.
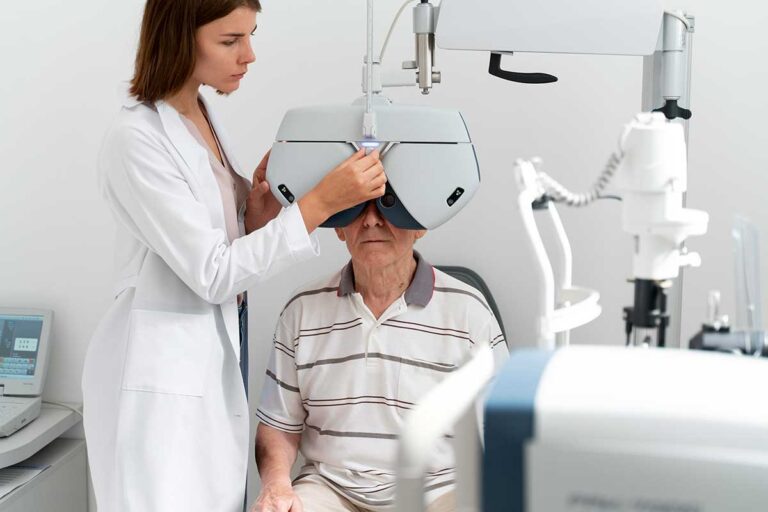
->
<box><xmin>361</xmin><ymin>201</ymin><xmax>384</xmax><ymax>227</ymax></box>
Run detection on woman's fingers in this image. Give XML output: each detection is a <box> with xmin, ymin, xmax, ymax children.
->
<box><xmin>253</xmin><ymin>149</ymin><xmax>272</xmax><ymax>183</ymax></box>
<box><xmin>249</xmin><ymin>179</ymin><xmax>270</xmax><ymax>201</ymax></box>
<box><xmin>352</xmin><ymin>150</ymin><xmax>380</xmax><ymax>171</ymax></box>
<box><xmin>368</xmin><ymin>168</ymin><xmax>387</xmax><ymax>191</ymax></box>
<box><xmin>344</xmin><ymin>148</ymin><xmax>367</xmax><ymax>164</ymax></box>
<box><xmin>369</xmin><ymin>183</ymin><xmax>387</xmax><ymax>199</ymax></box>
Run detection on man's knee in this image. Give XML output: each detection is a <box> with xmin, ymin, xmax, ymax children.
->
<box><xmin>426</xmin><ymin>491</ymin><xmax>456</xmax><ymax>512</ymax></box>
<box><xmin>292</xmin><ymin>476</ymin><xmax>359</xmax><ymax>512</ymax></box>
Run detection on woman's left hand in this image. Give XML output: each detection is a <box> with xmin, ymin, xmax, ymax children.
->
<box><xmin>245</xmin><ymin>150</ymin><xmax>282</xmax><ymax>233</ymax></box>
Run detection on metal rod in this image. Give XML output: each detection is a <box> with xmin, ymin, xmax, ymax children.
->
<box><xmin>640</xmin><ymin>13</ymin><xmax>694</xmax><ymax>348</ymax></box>
<box><xmin>366</xmin><ymin>0</ymin><xmax>374</xmax><ymax>115</ymax></box>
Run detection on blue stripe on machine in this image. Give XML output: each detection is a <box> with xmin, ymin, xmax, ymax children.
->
<box><xmin>483</xmin><ymin>349</ymin><xmax>554</xmax><ymax>512</ymax></box>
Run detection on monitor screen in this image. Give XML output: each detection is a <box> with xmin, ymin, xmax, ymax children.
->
<box><xmin>0</xmin><ymin>314</ymin><xmax>43</xmax><ymax>380</ymax></box>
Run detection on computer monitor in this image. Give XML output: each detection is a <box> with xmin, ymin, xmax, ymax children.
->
<box><xmin>0</xmin><ymin>308</ymin><xmax>53</xmax><ymax>397</ymax></box>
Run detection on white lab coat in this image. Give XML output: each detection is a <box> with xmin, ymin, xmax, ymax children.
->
<box><xmin>82</xmin><ymin>95</ymin><xmax>319</xmax><ymax>512</ymax></box>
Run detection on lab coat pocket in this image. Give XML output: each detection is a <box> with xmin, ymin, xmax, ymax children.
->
<box><xmin>122</xmin><ymin>309</ymin><xmax>215</xmax><ymax>397</ymax></box>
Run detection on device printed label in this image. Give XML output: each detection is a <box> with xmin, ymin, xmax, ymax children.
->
<box><xmin>13</xmin><ymin>338</ymin><xmax>39</xmax><ymax>352</ymax></box>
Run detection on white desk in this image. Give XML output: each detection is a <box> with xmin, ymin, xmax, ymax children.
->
<box><xmin>0</xmin><ymin>404</ymin><xmax>85</xmax><ymax>512</ymax></box>
<box><xmin>0</xmin><ymin>403</ymin><xmax>81</xmax><ymax>470</ymax></box>
<box><xmin>0</xmin><ymin>437</ymin><xmax>86</xmax><ymax>512</ymax></box>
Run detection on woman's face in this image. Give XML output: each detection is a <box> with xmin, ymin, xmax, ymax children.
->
<box><xmin>193</xmin><ymin>7</ymin><xmax>257</xmax><ymax>94</ymax></box>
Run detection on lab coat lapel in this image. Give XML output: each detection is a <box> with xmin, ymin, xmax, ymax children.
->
<box><xmin>198</xmin><ymin>94</ymin><xmax>251</xmax><ymax>184</ymax></box>
<box><xmin>155</xmin><ymin>100</ymin><xmax>228</xmax><ymax>233</ymax></box>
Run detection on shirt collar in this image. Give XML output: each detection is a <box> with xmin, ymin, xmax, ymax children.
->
<box><xmin>338</xmin><ymin>250</ymin><xmax>435</xmax><ymax>307</ymax></box>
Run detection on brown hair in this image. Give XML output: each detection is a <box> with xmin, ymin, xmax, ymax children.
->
<box><xmin>129</xmin><ymin>0</ymin><xmax>261</xmax><ymax>103</ymax></box>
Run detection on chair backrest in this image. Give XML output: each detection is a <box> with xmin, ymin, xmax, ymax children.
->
<box><xmin>435</xmin><ymin>265</ymin><xmax>507</xmax><ymax>345</ymax></box>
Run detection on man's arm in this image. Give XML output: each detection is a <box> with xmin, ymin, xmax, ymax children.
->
<box><xmin>474</xmin><ymin>314</ymin><xmax>510</xmax><ymax>429</ymax></box>
<box><xmin>251</xmin><ymin>423</ymin><xmax>303</xmax><ymax>512</ymax></box>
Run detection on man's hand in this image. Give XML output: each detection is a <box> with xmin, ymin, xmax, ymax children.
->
<box><xmin>250</xmin><ymin>482</ymin><xmax>303</xmax><ymax>512</ymax></box>
<box><xmin>245</xmin><ymin>150</ymin><xmax>282</xmax><ymax>233</ymax></box>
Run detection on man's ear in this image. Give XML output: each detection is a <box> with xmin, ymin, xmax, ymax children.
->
<box><xmin>335</xmin><ymin>228</ymin><xmax>346</xmax><ymax>242</ymax></box>
<box><xmin>414</xmin><ymin>230</ymin><xmax>427</xmax><ymax>241</ymax></box>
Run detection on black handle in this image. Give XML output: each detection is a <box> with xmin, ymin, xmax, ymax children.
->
<box><xmin>653</xmin><ymin>99</ymin><xmax>692</xmax><ymax>121</ymax></box>
<box><xmin>488</xmin><ymin>53</ymin><xmax>558</xmax><ymax>85</ymax></box>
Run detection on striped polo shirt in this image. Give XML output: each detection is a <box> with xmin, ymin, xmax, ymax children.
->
<box><xmin>256</xmin><ymin>252</ymin><xmax>508</xmax><ymax>510</ymax></box>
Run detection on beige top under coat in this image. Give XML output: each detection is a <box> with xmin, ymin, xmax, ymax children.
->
<box><xmin>180</xmin><ymin>113</ymin><xmax>249</xmax><ymax>245</ymax></box>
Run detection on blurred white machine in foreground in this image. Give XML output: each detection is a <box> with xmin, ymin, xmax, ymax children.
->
<box><xmin>397</xmin><ymin>344</ymin><xmax>768</xmax><ymax>512</ymax></box>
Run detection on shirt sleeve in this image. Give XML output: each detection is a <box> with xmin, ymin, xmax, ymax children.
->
<box><xmin>100</xmin><ymin>123</ymin><xmax>320</xmax><ymax>305</ymax></box>
<box><xmin>488</xmin><ymin>318</ymin><xmax>509</xmax><ymax>372</ymax></box>
<box><xmin>256</xmin><ymin>312</ymin><xmax>306</xmax><ymax>433</ymax></box>
<box><xmin>474</xmin><ymin>311</ymin><xmax>510</xmax><ymax>430</ymax></box>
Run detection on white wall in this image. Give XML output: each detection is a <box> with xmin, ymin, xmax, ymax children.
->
<box><xmin>1</xmin><ymin>0</ymin><xmax>766</xmax><ymax>508</ymax></box>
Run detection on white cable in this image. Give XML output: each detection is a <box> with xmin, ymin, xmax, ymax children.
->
<box><xmin>379</xmin><ymin>0</ymin><xmax>417</xmax><ymax>63</ymax></box>
<box><xmin>536</xmin><ymin>125</ymin><xmax>631</xmax><ymax>207</ymax></box>
<box><xmin>43</xmin><ymin>400</ymin><xmax>83</xmax><ymax>418</ymax></box>
<box><xmin>536</xmin><ymin>150</ymin><xmax>625</xmax><ymax>207</ymax></box>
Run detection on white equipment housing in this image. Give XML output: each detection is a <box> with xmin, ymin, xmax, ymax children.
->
<box><xmin>516</xmin><ymin>113</ymin><xmax>709</xmax><ymax>348</ymax></box>
<box><xmin>618</xmin><ymin>113</ymin><xmax>708</xmax><ymax>280</ymax></box>
<box><xmin>436</xmin><ymin>0</ymin><xmax>664</xmax><ymax>56</ymax></box>
<box><xmin>266</xmin><ymin>100</ymin><xmax>479</xmax><ymax>230</ymax></box>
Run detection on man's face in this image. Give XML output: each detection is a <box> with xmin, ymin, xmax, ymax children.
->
<box><xmin>335</xmin><ymin>202</ymin><xmax>426</xmax><ymax>268</ymax></box>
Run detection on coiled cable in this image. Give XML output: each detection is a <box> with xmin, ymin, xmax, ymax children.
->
<box><xmin>535</xmin><ymin>151</ymin><xmax>624</xmax><ymax>207</ymax></box>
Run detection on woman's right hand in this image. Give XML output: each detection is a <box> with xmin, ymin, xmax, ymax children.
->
<box><xmin>298</xmin><ymin>149</ymin><xmax>386</xmax><ymax>233</ymax></box>
<box><xmin>316</xmin><ymin>149</ymin><xmax>387</xmax><ymax>213</ymax></box>
<box><xmin>250</xmin><ymin>482</ymin><xmax>303</xmax><ymax>512</ymax></box>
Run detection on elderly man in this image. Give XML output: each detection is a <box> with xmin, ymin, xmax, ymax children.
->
<box><xmin>252</xmin><ymin>202</ymin><xmax>508</xmax><ymax>512</ymax></box>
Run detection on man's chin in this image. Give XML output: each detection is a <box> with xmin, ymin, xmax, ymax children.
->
<box><xmin>353</xmin><ymin>250</ymin><xmax>393</xmax><ymax>266</ymax></box>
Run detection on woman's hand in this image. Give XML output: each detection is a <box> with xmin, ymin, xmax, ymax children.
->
<box><xmin>250</xmin><ymin>482</ymin><xmax>303</xmax><ymax>512</ymax></box>
<box><xmin>244</xmin><ymin>150</ymin><xmax>282</xmax><ymax>234</ymax></box>
<box><xmin>298</xmin><ymin>149</ymin><xmax>387</xmax><ymax>233</ymax></box>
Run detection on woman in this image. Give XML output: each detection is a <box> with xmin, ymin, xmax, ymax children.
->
<box><xmin>81</xmin><ymin>1</ymin><xmax>386</xmax><ymax>511</ymax></box>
